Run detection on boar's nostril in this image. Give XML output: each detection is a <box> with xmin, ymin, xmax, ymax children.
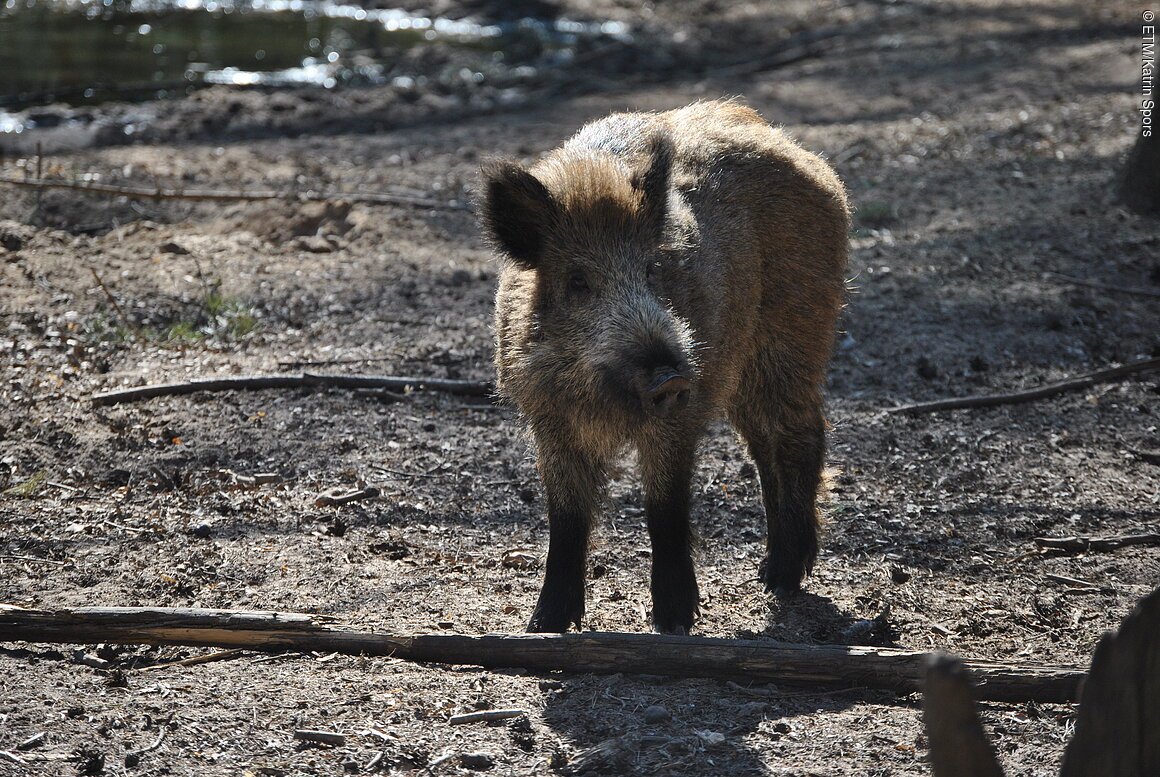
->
<box><xmin>643</xmin><ymin>370</ymin><xmax>690</xmax><ymax>418</ymax></box>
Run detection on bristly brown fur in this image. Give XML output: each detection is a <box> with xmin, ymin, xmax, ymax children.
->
<box><xmin>480</xmin><ymin>99</ymin><xmax>850</xmax><ymax>634</ymax></box>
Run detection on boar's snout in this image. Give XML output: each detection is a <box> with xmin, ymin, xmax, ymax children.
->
<box><xmin>642</xmin><ymin>368</ymin><xmax>690</xmax><ymax>418</ymax></box>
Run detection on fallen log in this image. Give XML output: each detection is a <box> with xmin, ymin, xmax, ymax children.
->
<box><xmin>0</xmin><ymin>605</ymin><xmax>1084</xmax><ymax>703</ymax></box>
<box><xmin>91</xmin><ymin>372</ymin><xmax>494</xmax><ymax>406</ymax></box>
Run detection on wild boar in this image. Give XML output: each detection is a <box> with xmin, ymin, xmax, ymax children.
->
<box><xmin>480</xmin><ymin>100</ymin><xmax>849</xmax><ymax>634</ymax></box>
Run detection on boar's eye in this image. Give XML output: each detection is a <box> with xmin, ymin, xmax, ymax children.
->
<box><xmin>646</xmin><ymin>260</ymin><xmax>661</xmax><ymax>281</ymax></box>
<box><xmin>567</xmin><ymin>271</ymin><xmax>591</xmax><ymax>296</ymax></box>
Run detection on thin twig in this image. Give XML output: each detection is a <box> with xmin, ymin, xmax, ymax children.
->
<box><xmin>126</xmin><ymin>728</ymin><xmax>168</xmax><ymax>757</ymax></box>
<box><xmin>1047</xmin><ymin>272</ymin><xmax>1160</xmax><ymax>299</ymax></box>
<box><xmin>725</xmin><ymin>680</ymin><xmax>864</xmax><ymax>700</ymax></box>
<box><xmin>887</xmin><ymin>357</ymin><xmax>1160</xmax><ymax>415</ymax></box>
<box><xmin>1045</xmin><ymin>573</ymin><xmax>1099</xmax><ymax>589</ymax></box>
<box><xmin>705</xmin><ymin>27</ymin><xmax>846</xmax><ymax>77</ymax></box>
<box><xmin>1</xmin><ymin>554</ymin><xmax>67</xmax><ymax>566</ymax></box>
<box><xmin>89</xmin><ymin>268</ymin><xmax>141</xmax><ymax>340</ymax></box>
<box><xmin>423</xmin><ymin>751</ymin><xmax>459</xmax><ymax>773</ymax></box>
<box><xmin>91</xmin><ymin>373</ymin><xmax>494</xmax><ymax>406</ymax></box>
<box><xmin>15</xmin><ymin>733</ymin><xmax>46</xmax><ymax>752</ymax></box>
<box><xmin>278</xmin><ymin>356</ymin><xmax>400</xmax><ymax>370</ymax></box>
<box><xmin>248</xmin><ymin>652</ymin><xmax>307</xmax><ymax>665</ymax></box>
<box><xmin>366</xmin><ymin>727</ymin><xmax>396</xmax><ymax>743</ymax></box>
<box><xmin>220</xmin><ymin>470</ymin><xmax>283</xmax><ymax>486</ymax></box>
<box><xmin>101</xmin><ymin>517</ymin><xmax>148</xmax><ymax>533</ymax></box>
<box><xmin>314</xmin><ymin>486</ymin><xmax>380</xmax><ymax>507</ymax></box>
<box><xmin>0</xmin><ymin>175</ymin><xmax>469</xmax><ymax>211</ymax></box>
<box><xmin>1033</xmin><ymin>533</ymin><xmax>1160</xmax><ymax>555</ymax></box>
<box><xmin>142</xmin><ymin>648</ymin><xmax>247</xmax><ymax>671</ymax></box>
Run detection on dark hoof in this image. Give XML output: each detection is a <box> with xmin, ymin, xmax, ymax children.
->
<box><xmin>526</xmin><ymin>586</ymin><xmax>584</xmax><ymax>633</ymax></box>
<box><xmin>759</xmin><ymin>553</ymin><xmax>808</xmax><ymax>597</ymax></box>
<box><xmin>650</xmin><ymin>567</ymin><xmax>699</xmax><ymax>635</ymax></box>
<box><xmin>526</xmin><ymin>613</ymin><xmax>578</xmax><ymax>633</ymax></box>
<box><xmin>651</xmin><ymin>597</ymin><xmax>697</xmax><ymax>634</ymax></box>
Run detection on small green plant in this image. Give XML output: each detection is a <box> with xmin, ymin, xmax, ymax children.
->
<box><xmin>202</xmin><ymin>285</ymin><xmax>260</xmax><ymax>340</ymax></box>
<box><xmin>83</xmin><ymin>278</ymin><xmax>259</xmax><ymax>348</ymax></box>
<box><xmin>164</xmin><ymin>320</ymin><xmax>205</xmax><ymax>343</ymax></box>
<box><xmin>3</xmin><ymin>470</ymin><xmax>48</xmax><ymax>498</ymax></box>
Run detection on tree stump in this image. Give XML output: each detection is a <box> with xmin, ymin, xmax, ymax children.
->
<box><xmin>1059</xmin><ymin>586</ymin><xmax>1160</xmax><ymax>777</ymax></box>
<box><xmin>923</xmin><ymin>655</ymin><xmax>1005</xmax><ymax>777</ymax></box>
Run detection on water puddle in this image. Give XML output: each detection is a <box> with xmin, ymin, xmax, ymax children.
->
<box><xmin>0</xmin><ymin>0</ymin><xmax>630</xmax><ymax>132</ymax></box>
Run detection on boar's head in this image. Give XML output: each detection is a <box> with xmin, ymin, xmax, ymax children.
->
<box><xmin>481</xmin><ymin>138</ymin><xmax>704</xmax><ymax>435</ymax></box>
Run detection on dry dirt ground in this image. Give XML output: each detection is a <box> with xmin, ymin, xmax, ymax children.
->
<box><xmin>1</xmin><ymin>0</ymin><xmax>1158</xmax><ymax>774</ymax></box>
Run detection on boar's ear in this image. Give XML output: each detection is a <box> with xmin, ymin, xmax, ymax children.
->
<box><xmin>479</xmin><ymin>160</ymin><xmax>556</xmax><ymax>269</ymax></box>
<box><xmin>631</xmin><ymin>135</ymin><xmax>673</xmax><ymax>243</ymax></box>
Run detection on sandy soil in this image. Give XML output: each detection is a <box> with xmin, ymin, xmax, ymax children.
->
<box><xmin>1</xmin><ymin>0</ymin><xmax>1158</xmax><ymax>774</ymax></box>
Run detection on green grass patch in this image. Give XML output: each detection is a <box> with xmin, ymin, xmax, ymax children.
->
<box><xmin>83</xmin><ymin>283</ymin><xmax>260</xmax><ymax>347</ymax></box>
<box><xmin>3</xmin><ymin>470</ymin><xmax>48</xmax><ymax>498</ymax></box>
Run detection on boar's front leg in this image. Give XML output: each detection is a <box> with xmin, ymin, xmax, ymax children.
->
<box><xmin>527</xmin><ymin>438</ymin><xmax>604</xmax><ymax>633</ymax></box>
<box><xmin>640</xmin><ymin>441</ymin><xmax>700</xmax><ymax>634</ymax></box>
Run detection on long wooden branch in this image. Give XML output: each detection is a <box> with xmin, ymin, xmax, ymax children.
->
<box><xmin>1047</xmin><ymin>272</ymin><xmax>1160</xmax><ymax>300</ymax></box>
<box><xmin>0</xmin><ymin>605</ymin><xmax>1084</xmax><ymax>703</ymax></box>
<box><xmin>0</xmin><ymin>175</ymin><xmax>469</xmax><ymax>211</ymax></box>
<box><xmin>1034</xmin><ymin>533</ymin><xmax>1160</xmax><ymax>555</ymax></box>
<box><xmin>91</xmin><ymin>373</ymin><xmax>494</xmax><ymax>406</ymax></box>
<box><xmin>887</xmin><ymin>357</ymin><xmax>1160</xmax><ymax>415</ymax></box>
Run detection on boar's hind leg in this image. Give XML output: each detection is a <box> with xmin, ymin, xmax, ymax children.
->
<box><xmin>527</xmin><ymin>442</ymin><xmax>604</xmax><ymax>633</ymax></box>
<box><xmin>733</xmin><ymin>398</ymin><xmax>824</xmax><ymax>597</ymax></box>
<box><xmin>640</xmin><ymin>442</ymin><xmax>700</xmax><ymax>634</ymax></box>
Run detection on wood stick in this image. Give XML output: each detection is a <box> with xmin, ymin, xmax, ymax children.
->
<box><xmin>1</xmin><ymin>555</ymin><xmax>67</xmax><ymax>566</ymax></box>
<box><xmin>89</xmin><ymin>268</ymin><xmax>141</xmax><ymax>341</ymax></box>
<box><xmin>142</xmin><ymin>648</ymin><xmax>247</xmax><ymax>671</ymax></box>
<box><xmin>0</xmin><ymin>605</ymin><xmax>1086</xmax><ymax>703</ymax></box>
<box><xmin>448</xmin><ymin>709</ymin><xmax>526</xmax><ymax>725</ymax></box>
<box><xmin>1047</xmin><ymin>272</ymin><xmax>1160</xmax><ymax>299</ymax></box>
<box><xmin>293</xmin><ymin>730</ymin><xmax>347</xmax><ymax>746</ymax></box>
<box><xmin>1033</xmin><ymin>533</ymin><xmax>1160</xmax><ymax>555</ymax></box>
<box><xmin>126</xmin><ymin>728</ymin><xmax>168</xmax><ymax>757</ymax></box>
<box><xmin>314</xmin><ymin>486</ymin><xmax>380</xmax><ymax>507</ymax></box>
<box><xmin>1045</xmin><ymin>573</ymin><xmax>1100</xmax><ymax>589</ymax></box>
<box><xmin>0</xmin><ymin>175</ymin><xmax>469</xmax><ymax>212</ymax></box>
<box><xmin>886</xmin><ymin>357</ymin><xmax>1160</xmax><ymax>415</ymax></box>
<box><xmin>91</xmin><ymin>372</ymin><xmax>494</xmax><ymax>406</ymax></box>
<box><xmin>16</xmin><ymin>733</ymin><xmax>46</xmax><ymax>752</ymax></box>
